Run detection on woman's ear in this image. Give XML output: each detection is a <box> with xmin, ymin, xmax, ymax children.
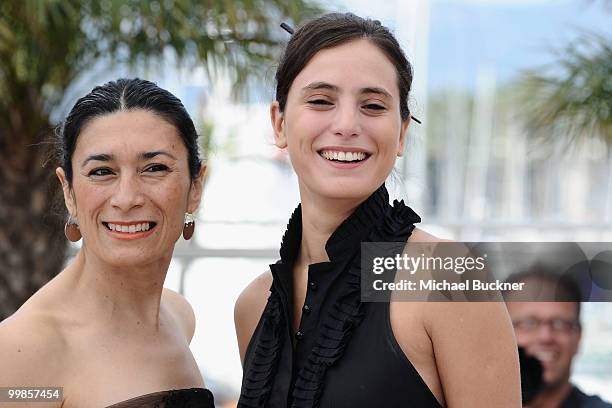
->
<box><xmin>270</xmin><ymin>101</ymin><xmax>287</xmax><ymax>149</ymax></box>
<box><xmin>187</xmin><ymin>165</ymin><xmax>207</xmax><ymax>213</ymax></box>
<box><xmin>56</xmin><ymin>167</ymin><xmax>77</xmax><ymax>217</ymax></box>
<box><xmin>397</xmin><ymin>118</ymin><xmax>410</xmax><ymax>157</ymax></box>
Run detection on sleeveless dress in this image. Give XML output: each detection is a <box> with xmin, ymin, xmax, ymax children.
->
<box><xmin>239</xmin><ymin>184</ymin><xmax>443</xmax><ymax>408</ymax></box>
<box><xmin>105</xmin><ymin>388</ymin><xmax>214</xmax><ymax>408</ymax></box>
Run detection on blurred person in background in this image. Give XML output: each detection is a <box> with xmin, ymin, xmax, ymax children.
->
<box><xmin>0</xmin><ymin>78</ymin><xmax>214</xmax><ymax>408</ymax></box>
<box><xmin>234</xmin><ymin>12</ymin><xmax>521</xmax><ymax>408</ymax></box>
<box><xmin>505</xmin><ymin>268</ymin><xmax>612</xmax><ymax>408</ymax></box>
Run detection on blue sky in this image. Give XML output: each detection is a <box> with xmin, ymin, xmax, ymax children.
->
<box><xmin>334</xmin><ymin>0</ymin><xmax>612</xmax><ymax>91</ymax></box>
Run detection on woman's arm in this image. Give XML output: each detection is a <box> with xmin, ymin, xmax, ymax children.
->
<box><xmin>401</xmin><ymin>229</ymin><xmax>521</xmax><ymax>406</ymax></box>
<box><xmin>0</xmin><ymin>314</ymin><xmax>65</xmax><ymax>407</ymax></box>
<box><xmin>234</xmin><ymin>271</ymin><xmax>272</xmax><ymax>365</ymax></box>
<box><xmin>425</xmin><ymin>301</ymin><xmax>521</xmax><ymax>407</ymax></box>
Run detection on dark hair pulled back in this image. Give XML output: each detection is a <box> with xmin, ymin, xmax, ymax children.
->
<box><xmin>275</xmin><ymin>13</ymin><xmax>414</xmax><ymax>121</ymax></box>
<box><xmin>56</xmin><ymin>78</ymin><xmax>202</xmax><ymax>184</ymax></box>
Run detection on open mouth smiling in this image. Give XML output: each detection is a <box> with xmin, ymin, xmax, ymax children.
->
<box><xmin>318</xmin><ymin>149</ymin><xmax>371</xmax><ymax>163</ymax></box>
<box><xmin>102</xmin><ymin>221</ymin><xmax>157</xmax><ymax>234</ymax></box>
<box><xmin>531</xmin><ymin>350</ymin><xmax>559</xmax><ymax>364</ymax></box>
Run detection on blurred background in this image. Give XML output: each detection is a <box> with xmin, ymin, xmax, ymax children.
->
<box><xmin>1</xmin><ymin>0</ymin><xmax>611</xmax><ymax>406</ymax></box>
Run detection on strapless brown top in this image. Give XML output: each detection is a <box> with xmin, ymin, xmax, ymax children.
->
<box><xmin>105</xmin><ymin>388</ymin><xmax>214</xmax><ymax>408</ymax></box>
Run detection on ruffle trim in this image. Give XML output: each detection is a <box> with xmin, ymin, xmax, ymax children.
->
<box><xmin>238</xmin><ymin>291</ymin><xmax>284</xmax><ymax>407</ymax></box>
<box><xmin>279</xmin><ymin>204</ymin><xmax>302</xmax><ymax>264</ymax></box>
<box><xmin>279</xmin><ymin>185</ymin><xmax>391</xmax><ymax>264</ymax></box>
<box><xmin>371</xmin><ymin>199</ymin><xmax>421</xmax><ymax>242</ymax></box>
<box><xmin>239</xmin><ymin>192</ymin><xmax>421</xmax><ymax>408</ymax></box>
<box><xmin>324</xmin><ymin>186</ymin><xmax>389</xmax><ymax>259</ymax></box>
<box><xmin>291</xmin><ymin>254</ymin><xmax>363</xmax><ymax>407</ymax></box>
<box><xmin>290</xmin><ymin>199</ymin><xmax>420</xmax><ymax>408</ymax></box>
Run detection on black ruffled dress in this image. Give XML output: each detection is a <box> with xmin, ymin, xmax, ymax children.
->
<box><xmin>238</xmin><ymin>185</ymin><xmax>443</xmax><ymax>408</ymax></box>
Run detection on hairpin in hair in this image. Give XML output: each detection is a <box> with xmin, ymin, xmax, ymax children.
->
<box><xmin>278</xmin><ymin>20</ymin><xmax>420</xmax><ymax>125</ymax></box>
<box><xmin>280</xmin><ymin>22</ymin><xmax>294</xmax><ymax>35</ymax></box>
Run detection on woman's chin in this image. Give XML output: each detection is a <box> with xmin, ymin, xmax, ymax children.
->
<box><xmin>307</xmin><ymin>180</ymin><xmax>383</xmax><ymax>202</ymax></box>
<box><xmin>88</xmin><ymin>247</ymin><xmax>168</xmax><ymax>270</ymax></box>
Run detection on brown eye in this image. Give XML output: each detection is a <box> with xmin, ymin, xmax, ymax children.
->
<box><xmin>88</xmin><ymin>168</ymin><xmax>113</xmax><ymax>177</ymax></box>
<box><xmin>144</xmin><ymin>164</ymin><xmax>169</xmax><ymax>173</ymax></box>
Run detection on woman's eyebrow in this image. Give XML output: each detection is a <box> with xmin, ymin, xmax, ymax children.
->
<box><xmin>360</xmin><ymin>87</ymin><xmax>391</xmax><ymax>99</ymax></box>
<box><xmin>302</xmin><ymin>81</ymin><xmax>338</xmax><ymax>93</ymax></box>
<box><xmin>81</xmin><ymin>151</ymin><xmax>177</xmax><ymax>167</ymax></box>
<box><xmin>302</xmin><ymin>82</ymin><xmax>391</xmax><ymax>99</ymax></box>
<box><xmin>140</xmin><ymin>151</ymin><xmax>178</xmax><ymax>161</ymax></box>
<box><xmin>81</xmin><ymin>153</ymin><xmax>113</xmax><ymax>167</ymax></box>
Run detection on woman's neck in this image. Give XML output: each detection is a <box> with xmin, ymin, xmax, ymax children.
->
<box><xmin>63</xmin><ymin>246</ymin><xmax>171</xmax><ymax>329</ymax></box>
<box><xmin>297</xmin><ymin>186</ymin><xmax>365</xmax><ymax>266</ymax></box>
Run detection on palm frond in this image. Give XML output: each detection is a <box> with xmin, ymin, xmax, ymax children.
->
<box><xmin>519</xmin><ymin>32</ymin><xmax>612</xmax><ymax>146</ymax></box>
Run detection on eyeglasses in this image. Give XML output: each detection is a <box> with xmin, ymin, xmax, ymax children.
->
<box><xmin>513</xmin><ymin>318</ymin><xmax>580</xmax><ymax>334</ymax></box>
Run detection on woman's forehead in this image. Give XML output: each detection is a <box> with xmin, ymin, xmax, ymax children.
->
<box><xmin>74</xmin><ymin>110</ymin><xmax>185</xmax><ymax>157</ymax></box>
<box><xmin>291</xmin><ymin>39</ymin><xmax>399</xmax><ymax>97</ymax></box>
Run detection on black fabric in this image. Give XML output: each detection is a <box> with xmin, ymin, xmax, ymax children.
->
<box><xmin>518</xmin><ymin>346</ymin><xmax>544</xmax><ymax>404</ymax></box>
<box><xmin>561</xmin><ymin>385</ymin><xmax>612</xmax><ymax>408</ymax></box>
<box><xmin>105</xmin><ymin>388</ymin><xmax>214</xmax><ymax>408</ymax></box>
<box><xmin>239</xmin><ymin>184</ymin><xmax>443</xmax><ymax>408</ymax></box>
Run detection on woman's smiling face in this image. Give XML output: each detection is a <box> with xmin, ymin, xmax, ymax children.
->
<box><xmin>57</xmin><ymin>109</ymin><xmax>203</xmax><ymax>267</ymax></box>
<box><xmin>271</xmin><ymin>39</ymin><xmax>409</xmax><ymax>201</ymax></box>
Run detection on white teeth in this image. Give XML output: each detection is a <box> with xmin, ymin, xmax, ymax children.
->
<box><xmin>320</xmin><ymin>150</ymin><xmax>367</xmax><ymax>162</ymax></box>
<box><xmin>533</xmin><ymin>351</ymin><xmax>556</xmax><ymax>362</ymax></box>
<box><xmin>106</xmin><ymin>222</ymin><xmax>152</xmax><ymax>233</ymax></box>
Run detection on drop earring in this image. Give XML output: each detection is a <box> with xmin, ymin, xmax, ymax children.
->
<box><xmin>64</xmin><ymin>215</ymin><xmax>82</xmax><ymax>242</ymax></box>
<box><xmin>183</xmin><ymin>212</ymin><xmax>195</xmax><ymax>240</ymax></box>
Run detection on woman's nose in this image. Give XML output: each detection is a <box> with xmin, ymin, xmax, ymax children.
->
<box><xmin>109</xmin><ymin>173</ymin><xmax>145</xmax><ymax>211</ymax></box>
<box><xmin>331</xmin><ymin>103</ymin><xmax>361</xmax><ymax>138</ymax></box>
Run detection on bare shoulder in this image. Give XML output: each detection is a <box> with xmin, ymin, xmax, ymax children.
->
<box><xmin>0</xmin><ymin>272</ymin><xmax>69</xmax><ymax>388</ymax></box>
<box><xmin>424</xmin><ymin>302</ymin><xmax>521</xmax><ymax>406</ymax></box>
<box><xmin>405</xmin><ymin>228</ymin><xmax>453</xmax><ymax>261</ymax></box>
<box><xmin>409</xmin><ymin>227</ymin><xmax>452</xmax><ymax>243</ymax></box>
<box><xmin>0</xmin><ymin>309</ymin><xmax>66</xmax><ymax>387</ymax></box>
<box><xmin>235</xmin><ymin>270</ymin><xmax>273</xmax><ymax>324</ymax></box>
<box><xmin>161</xmin><ymin>288</ymin><xmax>196</xmax><ymax>343</ymax></box>
<box><xmin>234</xmin><ymin>270</ymin><xmax>273</xmax><ymax>365</ymax></box>
<box><xmin>398</xmin><ymin>230</ymin><xmax>521</xmax><ymax>405</ymax></box>
<box><xmin>423</xmin><ymin>301</ymin><xmax>514</xmax><ymax>337</ymax></box>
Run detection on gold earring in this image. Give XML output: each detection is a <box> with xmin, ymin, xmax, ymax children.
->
<box><xmin>183</xmin><ymin>212</ymin><xmax>195</xmax><ymax>240</ymax></box>
<box><xmin>64</xmin><ymin>215</ymin><xmax>82</xmax><ymax>242</ymax></box>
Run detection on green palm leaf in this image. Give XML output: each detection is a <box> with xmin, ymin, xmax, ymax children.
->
<box><xmin>520</xmin><ymin>32</ymin><xmax>612</xmax><ymax>145</ymax></box>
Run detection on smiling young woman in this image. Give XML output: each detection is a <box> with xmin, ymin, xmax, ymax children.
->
<box><xmin>0</xmin><ymin>79</ymin><xmax>214</xmax><ymax>408</ymax></box>
<box><xmin>234</xmin><ymin>13</ymin><xmax>521</xmax><ymax>408</ymax></box>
